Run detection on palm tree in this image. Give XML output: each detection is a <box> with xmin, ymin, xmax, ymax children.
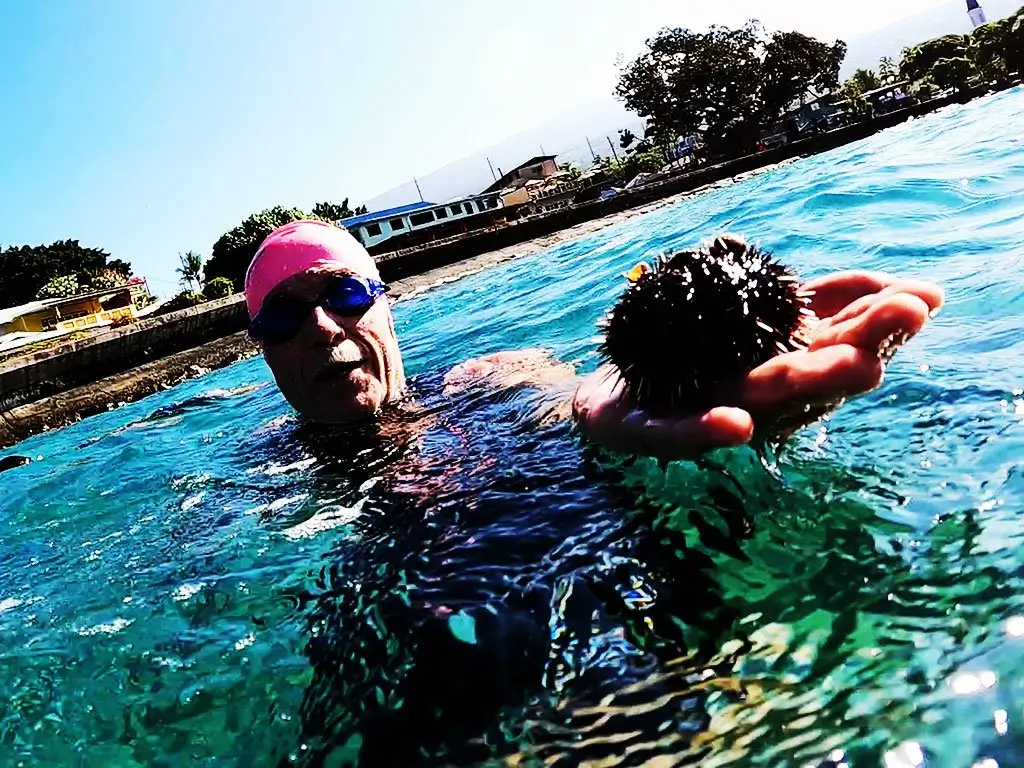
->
<box><xmin>878</xmin><ymin>56</ymin><xmax>897</xmax><ymax>85</ymax></box>
<box><xmin>176</xmin><ymin>251</ymin><xmax>204</xmax><ymax>293</ymax></box>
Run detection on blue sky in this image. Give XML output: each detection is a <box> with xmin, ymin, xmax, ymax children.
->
<box><xmin>1</xmin><ymin>0</ymin><xmax>952</xmax><ymax>295</ymax></box>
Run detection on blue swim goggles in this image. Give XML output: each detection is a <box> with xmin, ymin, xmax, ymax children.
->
<box><xmin>248</xmin><ymin>274</ymin><xmax>389</xmax><ymax>343</ymax></box>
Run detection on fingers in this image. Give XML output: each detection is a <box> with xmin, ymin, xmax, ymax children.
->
<box><xmin>588</xmin><ymin>404</ymin><xmax>755</xmax><ymax>461</ymax></box>
<box><xmin>808</xmin><ymin>293</ymin><xmax>931</xmax><ymax>352</ymax></box>
<box><xmin>573</xmin><ymin>367</ymin><xmax>754</xmax><ymax>460</ymax></box>
<box><xmin>740</xmin><ymin>344</ymin><xmax>884</xmax><ymax>412</ymax></box>
<box><xmin>803</xmin><ymin>271</ymin><xmax>945</xmax><ymax>319</ymax></box>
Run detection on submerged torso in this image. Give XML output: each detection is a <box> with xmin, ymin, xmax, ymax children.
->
<box><xmin>265</xmin><ymin>372</ymin><xmax>758</xmax><ymax>767</ymax></box>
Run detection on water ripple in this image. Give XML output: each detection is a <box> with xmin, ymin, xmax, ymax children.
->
<box><xmin>1</xmin><ymin>87</ymin><xmax>1023</xmax><ymax>766</ymax></box>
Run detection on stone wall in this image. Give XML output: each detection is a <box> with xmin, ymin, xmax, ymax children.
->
<box><xmin>0</xmin><ymin>294</ymin><xmax>250</xmax><ymax>410</ymax></box>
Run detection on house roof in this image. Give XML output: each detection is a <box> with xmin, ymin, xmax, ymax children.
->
<box><xmin>339</xmin><ymin>201</ymin><xmax>436</xmax><ymax>228</ymax></box>
<box><xmin>861</xmin><ymin>81</ymin><xmax>911</xmax><ymax>98</ymax></box>
<box><xmin>481</xmin><ymin>155</ymin><xmax>558</xmax><ymax>194</ymax></box>
<box><xmin>0</xmin><ymin>286</ymin><xmax>132</xmax><ymax>325</ymax></box>
<box><xmin>0</xmin><ymin>301</ymin><xmax>48</xmax><ymax>326</ymax></box>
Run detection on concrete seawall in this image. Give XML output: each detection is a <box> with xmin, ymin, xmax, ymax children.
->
<box><xmin>0</xmin><ymin>294</ymin><xmax>250</xmax><ymax>411</ymax></box>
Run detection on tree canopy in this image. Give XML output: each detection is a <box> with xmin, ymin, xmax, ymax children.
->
<box><xmin>928</xmin><ymin>57</ymin><xmax>978</xmax><ymax>92</ymax></box>
<box><xmin>204</xmin><ymin>207</ymin><xmax>310</xmax><ymax>292</ymax></box>
<box><xmin>899</xmin><ymin>34</ymin><xmax>970</xmax><ymax>83</ymax></box>
<box><xmin>205</xmin><ymin>199</ymin><xmax>371</xmax><ymax>292</ymax></box>
<box><xmin>0</xmin><ymin>240</ymin><xmax>132</xmax><ymax>310</ymax></box>
<box><xmin>967</xmin><ymin>7</ymin><xmax>1024</xmax><ymax>79</ymax></box>
<box><xmin>311</xmin><ymin>199</ymin><xmax>368</xmax><ymax>221</ymax></box>
<box><xmin>896</xmin><ymin>7</ymin><xmax>1024</xmax><ymax>95</ymax></box>
<box><xmin>615</xmin><ymin>21</ymin><xmax>846</xmax><ymax>157</ymax></box>
<box><xmin>760</xmin><ymin>30</ymin><xmax>848</xmax><ymax>118</ymax></box>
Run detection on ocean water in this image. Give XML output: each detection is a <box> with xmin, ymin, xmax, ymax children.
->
<box><xmin>2</xmin><ymin>87</ymin><xmax>1023</xmax><ymax>767</ymax></box>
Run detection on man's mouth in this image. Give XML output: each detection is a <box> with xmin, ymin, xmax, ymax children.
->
<box><xmin>314</xmin><ymin>358</ymin><xmax>364</xmax><ymax>382</ymax></box>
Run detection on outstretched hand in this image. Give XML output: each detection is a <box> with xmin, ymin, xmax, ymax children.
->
<box><xmin>571</xmin><ymin>270</ymin><xmax>944</xmax><ymax>461</ymax></box>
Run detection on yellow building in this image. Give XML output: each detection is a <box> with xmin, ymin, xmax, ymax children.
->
<box><xmin>0</xmin><ymin>287</ymin><xmax>139</xmax><ymax>353</ymax></box>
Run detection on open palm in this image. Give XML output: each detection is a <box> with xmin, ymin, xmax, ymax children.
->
<box><xmin>572</xmin><ymin>270</ymin><xmax>945</xmax><ymax>461</ymax></box>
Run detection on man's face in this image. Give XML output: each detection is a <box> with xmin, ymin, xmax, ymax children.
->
<box><xmin>259</xmin><ymin>269</ymin><xmax>405</xmax><ymax>424</ymax></box>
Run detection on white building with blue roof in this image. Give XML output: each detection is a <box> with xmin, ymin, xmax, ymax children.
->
<box><xmin>339</xmin><ymin>194</ymin><xmax>503</xmax><ymax>250</ymax></box>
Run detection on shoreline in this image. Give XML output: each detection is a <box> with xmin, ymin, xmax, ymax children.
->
<box><xmin>0</xmin><ymin>161</ymin><xmax>794</xmax><ymax>452</ymax></box>
<box><xmin>386</xmin><ymin>158</ymin><xmax>799</xmax><ymax>300</ymax></box>
<box><xmin>2</xmin><ymin>80</ymin><xmax>1010</xmax><ymax>453</ymax></box>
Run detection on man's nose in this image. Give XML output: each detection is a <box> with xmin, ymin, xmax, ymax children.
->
<box><xmin>308</xmin><ymin>305</ymin><xmax>348</xmax><ymax>345</ymax></box>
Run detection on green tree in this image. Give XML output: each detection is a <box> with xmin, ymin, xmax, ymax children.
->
<box><xmin>311</xmin><ymin>199</ymin><xmax>368</xmax><ymax>221</ymax></box>
<box><xmin>899</xmin><ymin>34</ymin><xmax>969</xmax><ymax>83</ymax></box>
<box><xmin>176</xmin><ymin>250</ymin><xmax>205</xmax><ymax>293</ymax></box>
<box><xmin>0</xmin><ymin>240</ymin><xmax>129</xmax><ymax>310</ymax></box>
<box><xmin>969</xmin><ymin>19</ymin><xmax>1008</xmax><ymax>77</ymax></box>
<box><xmin>970</xmin><ymin>10</ymin><xmax>1024</xmax><ymax>78</ymax></box>
<box><xmin>615</xmin><ymin>21</ymin><xmax>846</xmax><ymax>158</ymax></box>
<box><xmin>614</xmin><ymin>146</ymin><xmax>668</xmax><ymax>180</ymax></box>
<box><xmin>878</xmin><ymin>56</ymin><xmax>898</xmax><ymax>84</ymax></box>
<box><xmin>850</xmin><ymin>68</ymin><xmax>882</xmax><ymax>92</ymax></box>
<box><xmin>760</xmin><ymin>31</ymin><xmax>847</xmax><ymax>117</ymax></box>
<box><xmin>910</xmin><ymin>77</ymin><xmax>938</xmax><ymax>102</ymax></box>
<box><xmin>88</xmin><ymin>269</ymin><xmax>129</xmax><ymax>291</ymax></box>
<box><xmin>559</xmin><ymin>162</ymin><xmax>582</xmax><ymax>181</ymax></box>
<box><xmin>616</xmin><ymin>21</ymin><xmax>769</xmax><ymax>156</ymax></box>
<box><xmin>36</xmin><ymin>275</ymin><xmax>80</xmax><ymax>300</ymax></box>
<box><xmin>618</xmin><ymin>128</ymin><xmax>637</xmax><ymax>151</ymax></box>
<box><xmin>838</xmin><ymin>81</ymin><xmax>872</xmax><ymax>119</ymax></box>
<box><xmin>107</xmin><ymin>259</ymin><xmax>132</xmax><ymax>276</ymax></box>
<box><xmin>205</xmin><ymin>206</ymin><xmax>318</xmax><ymax>292</ymax></box>
<box><xmin>203</xmin><ymin>276</ymin><xmax>234</xmax><ymax>301</ymax></box>
<box><xmin>1010</xmin><ymin>9</ymin><xmax>1024</xmax><ymax>73</ymax></box>
<box><xmin>928</xmin><ymin>56</ymin><xmax>978</xmax><ymax>92</ymax></box>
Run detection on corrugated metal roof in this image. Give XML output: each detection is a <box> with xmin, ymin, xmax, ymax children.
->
<box><xmin>339</xmin><ymin>201</ymin><xmax>436</xmax><ymax>228</ymax></box>
<box><xmin>0</xmin><ymin>301</ymin><xmax>48</xmax><ymax>325</ymax></box>
<box><xmin>481</xmin><ymin>155</ymin><xmax>558</xmax><ymax>194</ymax></box>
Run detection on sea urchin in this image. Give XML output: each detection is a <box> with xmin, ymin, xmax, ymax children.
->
<box><xmin>599</xmin><ymin>234</ymin><xmax>815</xmax><ymax>414</ymax></box>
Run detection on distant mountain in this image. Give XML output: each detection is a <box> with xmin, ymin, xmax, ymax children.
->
<box><xmin>362</xmin><ymin>0</ymin><xmax>1020</xmax><ymax>213</ymax></box>
<box><xmin>840</xmin><ymin>0</ymin><xmax>1019</xmax><ymax>76</ymax></box>
<box><xmin>361</xmin><ymin>99</ymin><xmax>646</xmax><ymax>211</ymax></box>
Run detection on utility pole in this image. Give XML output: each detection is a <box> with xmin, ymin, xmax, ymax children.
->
<box><xmin>413</xmin><ymin>177</ymin><xmax>424</xmax><ymax>202</ymax></box>
<box><xmin>540</xmin><ymin>144</ymin><xmax>546</xmax><ymax>155</ymax></box>
<box><xmin>486</xmin><ymin>157</ymin><xmax>498</xmax><ymax>182</ymax></box>
<box><xmin>607</xmin><ymin>136</ymin><xmax>620</xmax><ymax>163</ymax></box>
<box><xmin>585</xmin><ymin>136</ymin><xmax>598</xmax><ymax>162</ymax></box>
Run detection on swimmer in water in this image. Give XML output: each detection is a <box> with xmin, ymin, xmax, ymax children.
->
<box><xmin>245</xmin><ymin>219</ymin><xmax>943</xmax><ymax>456</ymax></box>
<box><xmin>245</xmin><ymin>220</ymin><xmax>944</xmax><ymax>765</ymax></box>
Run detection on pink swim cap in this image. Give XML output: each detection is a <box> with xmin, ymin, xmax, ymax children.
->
<box><xmin>243</xmin><ymin>220</ymin><xmax>381</xmax><ymax>318</ymax></box>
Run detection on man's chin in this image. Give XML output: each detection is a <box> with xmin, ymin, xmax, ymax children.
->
<box><xmin>308</xmin><ymin>377</ymin><xmax>385</xmax><ymax>424</ymax></box>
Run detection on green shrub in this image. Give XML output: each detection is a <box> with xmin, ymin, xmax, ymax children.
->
<box><xmin>88</xmin><ymin>269</ymin><xmax>129</xmax><ymax>291</ymax></box>
<box><xmin>36</xmin><ymin>274</ymin><xmax>80</xmax><ymax>300</ymax></box>
<box><xmin>155</xmin><ymin>291</ymin><xmax>206</xmax><ymax>316</ymax></box>
<box><xmin>203</xmin><ymin>276</ymin><xmax>234</xmax><ymax>300</ymax></box>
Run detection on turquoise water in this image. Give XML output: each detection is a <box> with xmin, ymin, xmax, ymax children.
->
<box><xmin>2</xmin><ymin>87</ymin><xmax>1023</xmax><ymax>766</ymax></box>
